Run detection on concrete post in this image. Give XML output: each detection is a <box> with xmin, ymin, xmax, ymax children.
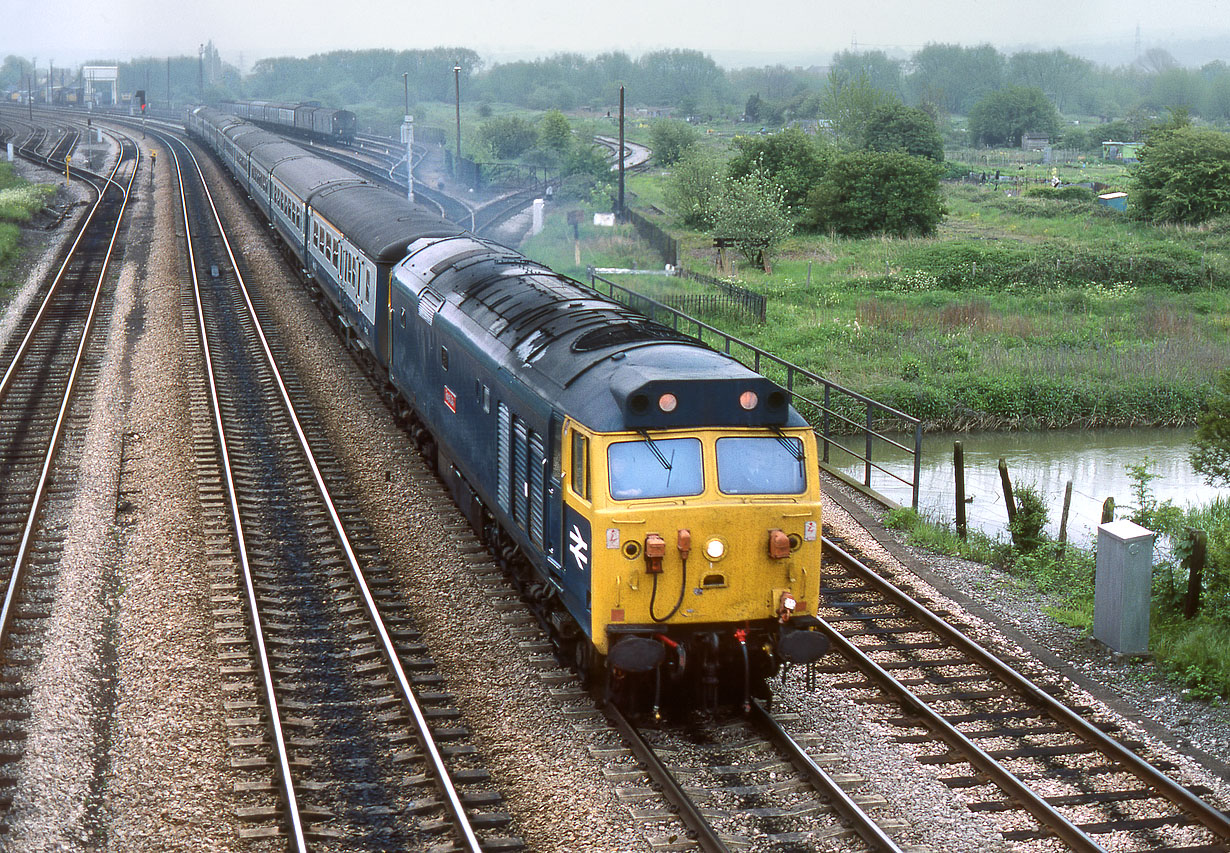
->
<box><xmin>6</xmin><ymin>142</ymin><xmax>12</xmax><ymax>162</ymax></box>
<box><xmin>1093</xmin><ymin>519</ymin><xmax>1155</xmax><ymax>655</ymax></box>
<box><xmin>531</xmin><ymin>199</ymin><xmax>545</xmax><ymax>236</ymax></box>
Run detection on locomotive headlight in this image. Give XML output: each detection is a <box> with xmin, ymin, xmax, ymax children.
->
<box><xmin>704</xmin><ymin>538</ymin><xmax>726</xmax><ymax>561</ymax></box>
<box><xmin>658</xmin><ymin>393</ymin><xmax>678</xmax><ymax>413</ymax></box>
<box><xmin>739</xmin><ymin>390</ymin><xmax>758</xmax><ymax>410</ymax></box>
<box><xmin>782</xmin><ymin>594</ymin><xmax>797</xmax><ymax>610</ymax></box>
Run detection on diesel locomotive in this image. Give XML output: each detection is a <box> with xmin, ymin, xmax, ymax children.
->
<box><xmin>186</xmin><ymin>105</ymin><xmax>828</xmax><ymax>711</ymax></box>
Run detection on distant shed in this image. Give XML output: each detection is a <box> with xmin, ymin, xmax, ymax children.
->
<box><xmin>1098</xmin><ymin>191</ymin><xmax>1128</xmax><ymax>212</ymax></box>
<box><xmin>1102</xmin><ymin>141</ymin><xmax>1142</xmax><ymax>162</ymax></box>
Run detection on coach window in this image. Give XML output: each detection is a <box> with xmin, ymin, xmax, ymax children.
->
<box><xmin>570</xmin><ymin>430</ymin><xmax>589</xmax><ymax>500</ymax></box>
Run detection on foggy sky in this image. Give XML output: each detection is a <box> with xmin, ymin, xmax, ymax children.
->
<box><xmin>4</xmin><ymin>0</ymin><xmax>1227</xmax><ymax>70</ymax></box>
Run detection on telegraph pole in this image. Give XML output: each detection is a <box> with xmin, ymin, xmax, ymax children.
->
<box><xmin>453</xmin><ymin>64</ymin><xmax>462</xmax><ymax>178</ymax></box>
<box><xmin>618</xmin><ymin>86</ymin><xmax>626</xmax><ymax>221</ymax></box>
<box><xmin>402</xmin><ymin>72</ymin><xmax>414</xmax><ymax>202</ymax></box>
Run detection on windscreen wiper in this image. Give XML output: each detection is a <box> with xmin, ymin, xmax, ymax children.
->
<box><xmin>638</xmin><ymin>429</ymin><xmax>672</xmax><ymax>470</ymax></box>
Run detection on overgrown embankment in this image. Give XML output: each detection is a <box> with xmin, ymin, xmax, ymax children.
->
<box><xmin>0</xmin><ymin>162</ymin><xmax>57</xmax><ymax>292</ymax></box>
<box><xmin>526</xmin><ymin>180</ymin><xmax>1230</xmax><ymax>432</ymax></box>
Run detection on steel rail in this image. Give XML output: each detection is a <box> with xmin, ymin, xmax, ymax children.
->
<box><xmin>162</xmin><ymin>131</ymin><xmax>308</xmax><ymax>853</ymax></box>
<box><xmin>0</xmin><ymin>133</ymin><xmax>137</xmax><ymax>649</ymax></box>
<box><xmin>749</xmin><ymin>700</ymin><xmax>906</xmax><ymax>853</ymax></box>
<box><xmin>824</xmin><ymin>534</ymin><xmax>1230</xmax><ymax>847</ymax></box>
<box><xmin>601</xmin><ymin>702</ymin><xmax>731</xmax><ymax>853</ymax></box>
<box><xmin>174</xmin><ymin>132</ymin><xmax>485</xmax><ymax>853</ymax></box>
<box><xmin>0</xmin><ymin>160</ymin><xmax>112</xmax><ymax>405</ymax></box>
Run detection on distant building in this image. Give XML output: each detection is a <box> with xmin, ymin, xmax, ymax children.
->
<box><xmin>1102</xmin><ymin>141</ymin><xmax>1142</xmax><ymax>162</ymax></box>
<box><xmin>1021</xmin><ymin>132</ymin><xmax>1050</xmax><ymax>150</ymax></box>
<box><xmin>1097</xmin><ymin>191</ymin><xmax>1128</xmax><ymax>212</ymax></box>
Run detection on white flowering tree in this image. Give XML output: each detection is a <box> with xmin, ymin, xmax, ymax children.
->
<box><xmin>709</xmin><ymin>168</ymin><xmax>794</xmax><ymax>273</ymax></box>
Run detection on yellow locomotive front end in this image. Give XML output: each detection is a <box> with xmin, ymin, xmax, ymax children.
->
<box><xmin>561</xmin><ymin>417</ymin><xmax>827</xmax><ymax>711</ymax></box>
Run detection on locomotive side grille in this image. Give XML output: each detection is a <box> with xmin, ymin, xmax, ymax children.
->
<box><xmin>497</xmin><ymin>403</ymin><xmax>511</xmax><ymax>512</ymax></box>
<box><xmin>513</xmin><ymin>418</ymin><xmax>530</xmax><ymax>528</ymax></box>
<box><xmin>529</xmin><ymin>431</ymin><xmax>546</xmax><ymax>549</ymax></box>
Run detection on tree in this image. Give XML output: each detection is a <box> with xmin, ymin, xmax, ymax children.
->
<box><xmin>829</xmin><ymin>50</ymin><xmax>904</xmax><ymax>100</ymax></box>
<box><xmin>968</xmin><ymin>86</ymin><xmax>1061</xmax><ymax>147</ymax></box>
<box><xmin>1007</xmin><ymin>49</ymin><xmax>1092</xmax><ymax>112</ymax></box>
<box><xmin>1192</xmin><ymin>369</ymin><xmax>1230</xmax><ymax>486</ymax></box>
<box><xmin>802</xmin><ymin>151</ymin><xmax>944</xmax><ymax>238</ymax></box>
<box><xmin>649</xmin><ymin>119</ymin><xmax>698</xmax><ymax>166</ymax></box>
<box><xmin>1132</xmin><ymin>125</ymin><xmax>1230</xmax><ymax>224</ymax></box>
<box><xmin>537</xmin><ymin>110</ymin><xmax>574</xmax><ymax>156</ymax></box>
<box><xmin>480</xmin><ymin>116</ymin><xmax>537</xmax><ymax>160</ymax></box>
<box><xmin>727</xmin><ymin>127</ymin><xmax>829</xmax><ymax>209</ymax></box>
<box><xmin>709</xmin><ymin>168</ymin><xmax>794</xmax><ymax>271</ymax></box>
<box><xmin>862</xmin><ymin>102</ymin><xmax>944</xmax><ymax>162</ymax></box>
<box><xmin>909</xmin><ymin>43</ymin><xmax>1005</xmax><ymax>114</ymax></box>
<box><xmin>664</xmin><ymin>148</ymin><xmax>726</xmax><ymax>229</ymax></box>
<box><xmin>818</xmin><ymin>69</ymin><xmax>896</xmax><ymax>146</ymax></box>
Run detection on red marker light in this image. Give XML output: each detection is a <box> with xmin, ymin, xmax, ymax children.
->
<box><xmin>739</xmin><ymin>391</ymin><xmax>758</xmax><ymax>410</ymax></box>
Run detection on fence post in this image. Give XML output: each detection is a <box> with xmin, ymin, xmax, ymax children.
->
<box><xmin>1101</xmin><ymin>497</ymin><xmax>1115</xmax><ymax>524</ymax></box>
<box><xmin>998</xmin><ymin>458</ymin><xmax>1017</xmax><ymax>543</ymax></box>
<box><xmin>912</xmin><ymin>422</ymin><xmax>921</xmax><ymax>511</ymax></box>
<box><xmin>864</xmin><ymin>406</ymin><xmax>873</xmax><ymax>488</ymax></box>
<box><xmin>954</xmin><ymin>441</ymin><xmax>967</xmax><ymax>540</ymax></box>
<box><xmin>1182</xmin><ymin>528</ymin><xmax>1208</xmax><ymax>619</ymax></box>
<box><xmin>1057</xmin><ymin>480</ymin><xmax>1073</xmax><ymax>560</ymax></box>
<box><xmin>822</xmin><ymin>384</ymin><xmax>831</xmax><ymax>464</ymax></box>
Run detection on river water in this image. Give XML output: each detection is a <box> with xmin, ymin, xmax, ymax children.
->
<box><xmin>833</xmin><ymin>427</ymin><xmax>1230</xmax><ymax>548</ymax></box>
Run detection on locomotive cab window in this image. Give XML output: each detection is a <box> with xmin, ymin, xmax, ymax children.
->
<box><xmin>608</xmin><ymin>437</ymin><xmax>703</xmax><ymax>501</ymax></box>
<box><xmin>439</xmin><ymin>347</ymin><xmax>449</xmax><ymax>370</ymax></box>
<box><xmin>716</xmin><ymin>436</ymin><xmax>806</xmax><ymax>495</ymax></box>
<box><xmin>570</xmin><ymin>431</ymin><xmax>589</xmax><ymax>500</ymax></box>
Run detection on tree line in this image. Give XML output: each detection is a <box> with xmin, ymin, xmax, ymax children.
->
<box><xmin>8</xmin><ymin>41</ymin><xmax>1230</xmax><ymax>134</ymax></box>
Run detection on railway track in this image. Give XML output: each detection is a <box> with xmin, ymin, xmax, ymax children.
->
<box><xmin>161</xmin><ymin>127</ymin><xmax>522</xmax><ymax>851</ymax></box>
<box><xmin>816</xmin><ymin>533</ymin><xmax>1230</xmax><ymax>852</ymax></box>
<box><xmin>0</xmin><ymin>127</ymin><xmax>138</xmax><ymax>824</ymax></box>
<box><xmin>596</xmin><ymin>700</ymin><xmax>908</xmax><ymax>852</ymax></box>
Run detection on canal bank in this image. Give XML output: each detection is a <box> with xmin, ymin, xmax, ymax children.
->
<box><xmin>837</xmin><ymin>427</ymin><xmax>1230</xmax><ymax>547</ymax></box>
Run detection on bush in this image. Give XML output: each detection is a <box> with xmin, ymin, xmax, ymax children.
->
<box><xmin>1010</xmin><ymin>483</ymin><xmax>1049</xmax><ymax>552</ymax></box>
<box><xmin>650</xmin><ymin>119</ymin><xmax>699</xmax><ymax>166</ymax></box>
<box><xmin>727</xmin><ymin>127</ymin><xmax>829</xmax><ymax>209</ymax></box>
<box><xmin>665</xmin><ymin>148</ymin><xmax>726</xmax><ymax>229</ymax></box>
<box><xmin>1133</xmin><ymin>126</ymin><xmax>1230</xmax><ymax>225</ymax></box>
<box><xmin>802</xmin><ymin>150</ymin><xmax>944</xmax><ymax>238</ymax></box>
<box><xmin>1022</xmin><ymin>185</ymin><xmax>1094</xmax><ymax>202</ymax></box>
<box><xmin>893</xmin><ymin>239</ymin><xmax>1212</xmax><ymax>293</ymax></box>
<box><xmin>479</xmin><ymin>116</ymin><xmax>537</xmax><ymax>160</ymax></box>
